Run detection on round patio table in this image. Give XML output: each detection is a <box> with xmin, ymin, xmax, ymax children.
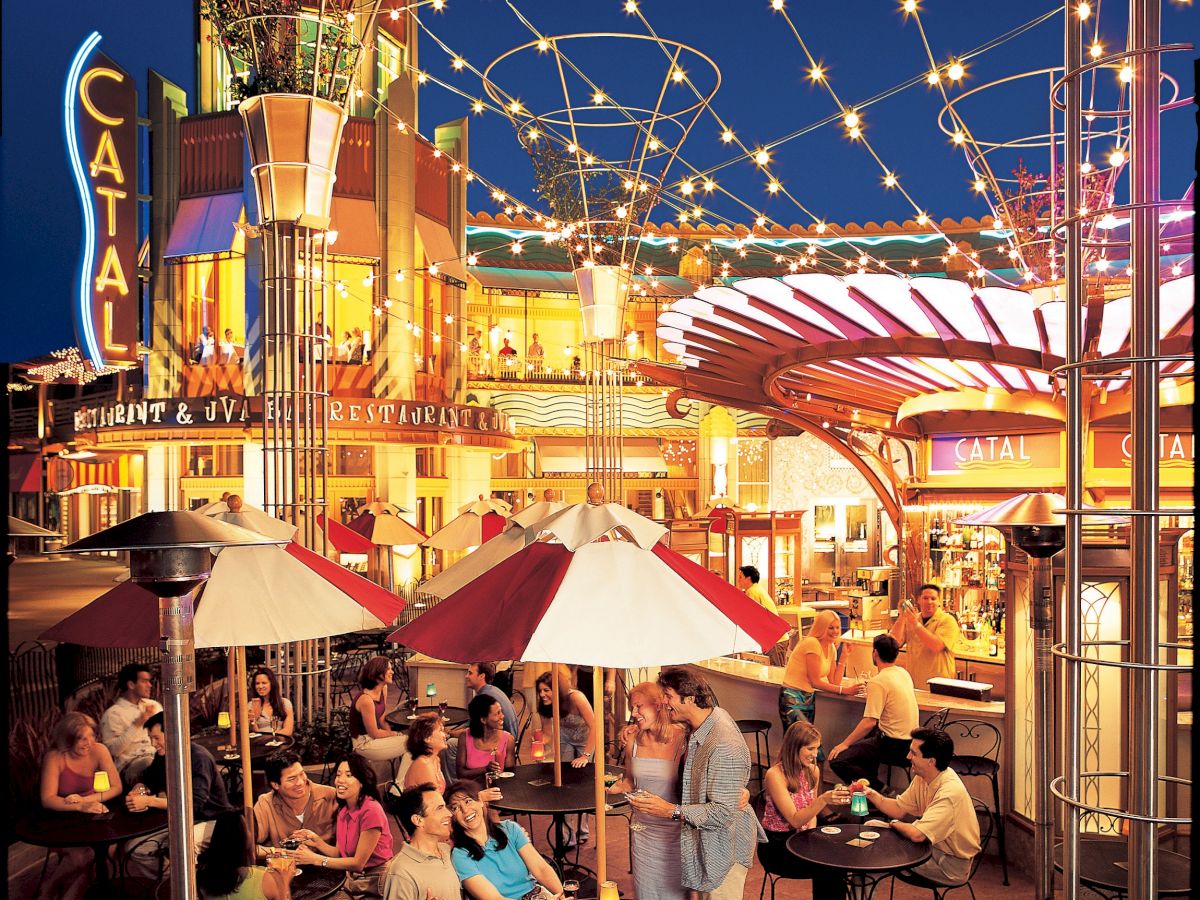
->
<box><xmin>488</xmin><ymin>762</ymin><xmax>627</xmax><ymax>883</ymax></box>
<box><xmin>1054</xmin><ymin>838</ymin><xmax>1191</xmax><ymax>898</ymax></box>
<box><xmin>14</xmin><ymin>801</ymin><xmax>168</xmax><ymax>891</ymax></box>
<box><xmin>385</xmin><ymin>704</ymin><xmax>469</xmax><ymax>731</ymax></box>
<box><xmin>192</xmin><ymin>729</ymin><xmax>295</xmax><ymax>767</ymax></box>
<box><xmin>787</xmin><ymin>823</ymin><xmax>931</xmax><ymax>900</ymax></box>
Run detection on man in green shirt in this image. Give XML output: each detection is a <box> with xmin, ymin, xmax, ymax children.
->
<box><xmin>889</xmin><ymin>583</ymin><xmax>961</xmax><ymax>689</ymax></box>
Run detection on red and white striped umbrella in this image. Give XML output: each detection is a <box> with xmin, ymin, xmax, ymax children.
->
<box><xmin>347</xmin><ymin>508</ymin><xmax>427</xmax><ymax>549</ymax></box>
<box><xmin>392</xmin><ymin>498</ymin><xmax>788</xmax><ymax>668</ymax></box>
<box><xmin>421</xmin><ymin>502</ymin><xmax>509</xmax><ymax>551</ymax></box>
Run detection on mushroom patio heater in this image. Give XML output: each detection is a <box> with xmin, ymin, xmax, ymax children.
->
<box><xmin>957</xmin><ymin>493</ymin><xmax>1066</xmax><ymax>898</ymax></box>
<box><xmin>58</xmin><ymin>512</ymin><xmax>282</xmax><ymax>900</ymax></box>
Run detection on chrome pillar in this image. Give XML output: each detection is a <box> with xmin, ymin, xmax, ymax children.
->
<box><xmin>1126</xmin><ymin>0</ymin><xmax>1161</xmax><ymax>892</ymax></box>
<box><xmin>1060</xmin><ymin>1</ymin><xmax>1084</xmax><ymax>896</ymax></box>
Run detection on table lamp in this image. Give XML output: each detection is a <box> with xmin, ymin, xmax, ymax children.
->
<box><xmin>217</xmin><ymin>711</ymin><xmax>232</xmax><ymax>729</ymax></box>
<box><xmin>850</xmin><ymin>789</ymin><xmax>869</xmax><ymax>817</ymax></box>
<box><xmin>599</xmin><ymin>881</ymin><xmax>620</xmax><ymax>900</ymax></box>
<box><xmin>93</xmin><ymin>771</ymin><xmax>110</xmax><ymax>794</ymax></box>
<box><xmin>531</xmin><ymin>740</ymin><xmax>545</xmax><ymax>761</ymax></box>
<box><xmin>426</xmin><ymin>682</ymin><xmax>437</xmax><ymax>699</ymax></box>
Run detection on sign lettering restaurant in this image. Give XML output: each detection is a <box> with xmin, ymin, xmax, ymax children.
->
<box><xmin>74</xmin><ymin>396</ymin><xmax>514</xmax><ymax>437</ymax></box>
<box><xmin>66</xmin><ymin>32</ymin><xmax>139</xmax><ymax>368</ymax></box>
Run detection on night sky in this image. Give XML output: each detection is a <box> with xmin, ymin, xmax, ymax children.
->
<box><xmin>2</xmin><ymin>0</ymin><xmax>1195</xmax><ymax>362</ymax></box>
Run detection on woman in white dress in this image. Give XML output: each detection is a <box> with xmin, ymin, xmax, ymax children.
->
<box><xmin>608</xmin><ymin>681</ymin><xmax>686</xmax><ymax>900</ymax></box>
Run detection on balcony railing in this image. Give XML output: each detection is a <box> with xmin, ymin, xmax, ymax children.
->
<box><xmin>466</xmin><ymin>356</ymin><xmax>658</xmax><ymax>386</ymax></box>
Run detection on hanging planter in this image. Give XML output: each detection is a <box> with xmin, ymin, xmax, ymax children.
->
<box><xmin>573</xmin><ymin>265</ymin><xmax>632</xmax><ymax>343</ymax></box>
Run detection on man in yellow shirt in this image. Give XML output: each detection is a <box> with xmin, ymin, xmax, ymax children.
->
<box><xmin>737</xmin><ymin>565</ymin><xmax>778</xmax><ymax>614</ymax></box>
<box><xmin>889</xmin><ymin>583</ymin><xmax>961</xmax><ymax>689</ymax></box>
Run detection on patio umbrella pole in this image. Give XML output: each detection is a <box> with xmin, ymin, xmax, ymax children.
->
<box><xmin>551</xmin><ymin>666</ymin><xmax>562</xmax><ymax>787</ymax></box>
<box><xmin>592</xmin><ymin>666</ymin><xmax>607</xmax><ymax>884</ymax></box>
<box><xmin>226</xmin><ymin>650</ymin><xmax>237</xmax><ymax>747</ymax></box>
<box><xmin>238</xmin><ymin>644</ymin><xmax>254</xmax><ymax>812</ymax></box>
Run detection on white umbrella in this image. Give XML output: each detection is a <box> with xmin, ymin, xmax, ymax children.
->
<box><xmin>459</xmin><ymin>494</ymin><xmax>512</xmax><ymax>515</ymax></box>
<box><xmin>422</xmin><ymin>497</ymin><xmax>510</xmax><ymax>551</ymax></box>
<box><xmin>203</xmin><ymin>495</ymin><xmax>298</xmax><ymax>542</ymax></box>
<box><xmin>357</xmin><ymin>500</ymin><xmax>413</xmax><ymax>516</ymax></box>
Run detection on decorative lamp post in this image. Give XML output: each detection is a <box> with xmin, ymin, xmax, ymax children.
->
<box><xmin>58</xmin><ymin>511</ymin><xmax>282</xmax><ymax>900</ymax></box>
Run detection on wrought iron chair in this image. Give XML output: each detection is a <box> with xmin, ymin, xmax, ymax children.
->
<box><xmin>882</xmin><ymin>707</ymin><xmax>951</xmax><ymax>794</ymax></box>
<box><xmin>943</xmin><ymin>717</ymin><xmax>1008</xmax><ymax>884</ymax></box>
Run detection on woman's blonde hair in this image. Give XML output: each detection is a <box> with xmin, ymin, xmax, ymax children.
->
<box><xmin>628</xmin><ymin>682</ymin><xmax>675</xmax><ymax>747</ymax></box>
<box><xmin>52</xmin><ymin>712</ymin><xmax>98</xmax><ymax>753</ymax></box>
<box><xmin>807</xmin><ymin>609</ymin><xmax>841</xmax><ymax>641</ymax></box>
<box><xmin>779</xmin><ymin>719</ymin><xmax>821</xmax><ymax>793</ymax></box>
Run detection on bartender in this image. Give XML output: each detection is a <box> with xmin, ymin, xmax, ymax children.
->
<box><xmin>889</xmin><ymin>583</ymin><xmax>960</xmax><ymax>689</ymax></box>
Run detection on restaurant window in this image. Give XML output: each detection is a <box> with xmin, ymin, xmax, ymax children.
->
<box><xmin>181</xmin><ymin>256</ymin><xmax>246</xmax><ymax>365</ymax></box>
<box><xmin>415</xmin><ymin>448</ymin><xmax>446</xmax><ymax>478</ymax></box>
<box><xmin>735</xmin><ymin>438</ymin><xmax>770</xmax><ymax>511</ymax></box>
<box><xmin>415</xmin><ymin>265</ymin><xmax>445</xmax><ymax>377</ymax></box>
<box><xmin>184</xmin><ymin>445</ymin><xmax>244</xmax><ymax>477</ymax></box>
<box><xmin>326</xmin><ymin>260</ymin><xmax>376</xmax><ymax>363</ymax></box>
<box><xmin>376</xmin><ymin>33</ymin><xmax>405</xmax><ymax>100</ymax></box>
<box><xmin>198</xmin><ymin>18</ymin><xmax>248</xmax><ymax>113</ymax></box>
<box><xmin>335</xmin><ymin>445</ymin><xmax>373</xmax><ymax>476</ymax></box>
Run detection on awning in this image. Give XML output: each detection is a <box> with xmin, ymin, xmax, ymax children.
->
<box><xmin>415</xmin><ymin>214</ymin><xmax>466</xmax><ymax>281</ymax></box>
<box><xmin>329</xmin><ymin>196</ymin><xmax>380</xmax><ymax>260</ymax></box>
<box><xmin>471</xmin><ymin>267</ymin><xmax>697</xmax><ymax>298</ymax></box>
<box><xmin>163</xmin><ymin>192</ymin><xmax>245</xmax><ymax>259</ymax></box>
<box><xmin>8</xmin><ymin>455</ymin><xmax>40</xmax><ymax>493</ymax></box>
<box><xmin>537</xmin><ymin>437</ymin><xmax>667</xmax><ymax>474</ymax></box>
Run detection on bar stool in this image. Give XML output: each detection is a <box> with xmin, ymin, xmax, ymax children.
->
<box><xmin>737</xmin><ymin>719</ymin><xmax>772</xmax><ymax>793</ymax></box>
<box><xmin>943</xmin><ymin>718</ymin><xmax>1008</xmax><ymax>885</ymax></box>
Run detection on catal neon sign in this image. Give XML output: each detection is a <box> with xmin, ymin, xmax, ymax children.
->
<box><xmin>65</xmin><ymin>32</ymin><xmax>138</xmax><ymax>368</ymax></box>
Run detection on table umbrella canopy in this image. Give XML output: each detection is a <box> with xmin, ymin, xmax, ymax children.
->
<box><xmin>417</xmin><ymin>523</ymin><xmax>527</xmax><ymax>598</ymax></box>
<box><xmin>347</xmin><ymin>509</ymin><xmax>427</xmax><ymax>547</ymax></box>
<box><xmin>41</xmin><ymin>540</ymin><xmax>405</xmax><ymax>648</ymax></box>
<box><xmin>317</xmin><ymin>513</ymin><xmax>376</xmax><ymax>554</ymax></box>
<box><xmin>510</xmin><ymin>499</ymin><xmax>567</xmax><ymax>529</ymax></box>
<box><xmin>422</xmin><ymin>509</ymin><xmax>509</xmax><ymax>550</ymax></box>
<box><xmin>392</xmin><ymin>499</ymin><xmax>788</xmax><ymax>668</ymax></box>
<box><xmin>357</xmin><ymin>501</ymin><xmax>412</xmax><ymax>516</ymax></box>
<box><xmin>459</xmin><ymin>495</ymin><xmax>512</xmax><ymax>515</ymax></box>
<box><xmin>8</xmin><ymin>516</ymin><xmax>60</xmax><ymax>538</ymax></box>
<box><xmin>203</xmin><ymin>496</ymin><xmax>298</xmax><ymax>542</ymax></box>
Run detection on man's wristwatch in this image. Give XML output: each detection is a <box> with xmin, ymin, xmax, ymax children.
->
<box><xmin>321</xmin><ymin>857</ymin><xmax>329</xmax><ymax>868</ymax></box>
<box><xmin>671</xmin><ymin>805</ymin><xmax>682</xmax><ymax>822</ymax></box>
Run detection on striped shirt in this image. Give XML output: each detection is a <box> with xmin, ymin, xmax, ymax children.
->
<box><xmin>678</xmin><ymin>706</ymin><xmax>766</xmax><ymax>892</ymax></box>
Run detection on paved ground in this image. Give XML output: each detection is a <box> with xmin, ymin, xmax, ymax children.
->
<box><xmin>7</xmin><ymin>555</ymin><xmax>128</xmax><ymax>649</ymax></box>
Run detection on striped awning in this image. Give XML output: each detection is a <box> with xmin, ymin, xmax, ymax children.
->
<box><xmin>164</xmin><ymin>193</ymin><xmax>245</xmax><ymax>259</ymax></box>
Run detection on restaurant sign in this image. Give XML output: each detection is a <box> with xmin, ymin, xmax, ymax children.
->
<box><xmin>65</xmin><ymin>33</ymin><xmax>139</xmax><ymax>369</ymax></box>
<box><xmin>929</xmin><ymin>432</ymin><xmax>1060</xmax><ymax>474</ymax></box>
<box><xmin>1093</xmin><ymin>431</ymin><xmax>1194</xmax><ymax>469</ymax></box>
<box><xmin>74</xmin><ymin>395</ymin><xmax>513</xmax><ymax>437</ymax></box>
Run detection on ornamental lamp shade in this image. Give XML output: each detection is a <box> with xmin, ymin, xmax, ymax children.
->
<box><xmin>239</xmin><ymin>94</ymin><xmax>347</xmax><ymax>225</ymax></box>
<box><xmin>574</xmin><ymin>265</ymin><xmax>631</xmax><ymax>343</ymax></box>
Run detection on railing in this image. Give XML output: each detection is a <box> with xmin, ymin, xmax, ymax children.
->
<box><xmin>466</xmin><ymin>358</ymin><xmax>656</xmax><ymax>386</ymax></box>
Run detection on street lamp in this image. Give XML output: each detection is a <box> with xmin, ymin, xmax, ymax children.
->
<box><xmin>59</xmin><ymin>511</ymin><xmax>283</xmax><ymax>900</ymax></box>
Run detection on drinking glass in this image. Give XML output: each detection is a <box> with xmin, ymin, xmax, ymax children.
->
<box><xmin>407</xmin><ymin>696</ymin><xmax>419</xmax><ymax>717</ymax></box>
<box><xmin>627</xmin><ymin>790</ymin><xmax>647</xmax><ymax>832</ymax></box>
<box><xmin>438</xmin><ymin>700</ymin><xmax>448</xmax><ymax>718</ymax></box>
<box><xmin>563</xmin><ymin>879</ymin><xmax>579</xmax><ymax>900</ymax></box>
<box><xmin>269</xmin><ymin>716</ymin><xmax>281</xmax><ymax>741</ymax></box>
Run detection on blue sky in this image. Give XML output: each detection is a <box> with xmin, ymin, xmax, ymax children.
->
<box><xmin>1</xmin><ymin>0</ymin><xmax>1195</xmax><ymax>362</ymax></box>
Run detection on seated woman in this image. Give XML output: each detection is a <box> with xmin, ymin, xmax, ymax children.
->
<box><xmin>37</xmin><ymin>712</ymin><xmax>124</xmax><ymax>900</ymax></box>
<box><xmin>292</xmin><ymin>755</ymin><xmax>394</xmax><ymax>897</ymax></box>
<box><xmin>457</xmin><ymin>694</ymin><xmax>515</xmax><ymax>782</ymax></box>
<box><xmin>350</xmin><ymin>656</ymin><xmax>407</xmax><ymax>786</ymax></box>
<box><xmin>446</xmin><ymin>779</ymin><xmax>564</xmax><ymax>900</ymax></box>
<box><xmin>403</xmin><ymin>712</ymin><xmax>449</xmax><ymax>793</ymax></box>
<box><xmin>534</xmin><ymin>666</ymin><xmax>595</xmax><ymax>768</ymax></box>
<box><xmin>247</xmin><ymin>666</ymin><xmax>294</xmax><ymax>736</ymax></box>
<box><xmin>778</xmin><ymin>609</ymin><xmax>853</xmax><ymax>739</ymax></box>
<box><xmin>759</xmin><ymin>721</ymin><xmax>848</xmax><ymax>899</ymax></box>
<box><xmin>197</xmin><ymin>809</ymin><xmax>294</xmax><ymax>899</ymax></box>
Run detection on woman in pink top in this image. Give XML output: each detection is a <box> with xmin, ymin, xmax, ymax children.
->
<box><xmin>293</xmin><ymin>755</ymin><xmax>393</xmax><ymax>897</ymax></box>
<box><xmin>457</xmin><ymin>693</ymin><xmax>515</xmax><ymax>781</ymax></box>
<box><xmin>39</xmin><ymin>712</ymin><xmax>124</xmax><ymax>900</ymax></box>
<box><xmin>758</xmin><ymin>721</ymin><xmax>849</xmax><ymax>899</ymax></box>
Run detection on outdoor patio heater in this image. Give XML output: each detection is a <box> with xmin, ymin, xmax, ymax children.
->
<box><xmin>957</xmin><ymin>493</ymin><xmax>1067</xmax><ymax>899</ymax></box>
<box><xmin>58</xmin><ymin>511</ymin><xmax>278</xmax><ymax>900</ymax></box>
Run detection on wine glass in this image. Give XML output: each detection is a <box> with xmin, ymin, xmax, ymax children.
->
<box><xmin>438</xmin><ymin>699</ymin><xmax>448</xmax><ymax>718</ymax></box>
<box><xmin>627</xmin><ymin>789</ymin><xmax>647</xmax><ymax>832</ymax></box>
<box><xmin>407</xmin><ymin>696</ymin><xmax>419</xmax><ymax>718</ymax></box>
<box><xmin>269</xmin><ymin>716</ymin><xmax>281</xmax><ymax>743</ymax></box>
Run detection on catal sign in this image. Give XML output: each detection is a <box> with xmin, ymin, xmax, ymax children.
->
<box><xmin>66</xmin><ymin>32</ymin><xmax>139</xmax><ymax>368</ymax></box>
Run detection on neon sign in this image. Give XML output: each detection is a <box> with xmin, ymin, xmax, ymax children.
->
<box><xmin>65</xmin><ymin>32</ymin><xmax>138</xmax><ymax>369</ymax></box>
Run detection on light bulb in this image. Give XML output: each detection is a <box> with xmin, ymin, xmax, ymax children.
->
<box><xmin>1090</xmin><ymin>43</ymin><xmax>1103</xmax><ymax>58</ymax></box>
<box><xmin>703</xmin><ymin>179</ymin><xmax>715</xmax><ymax>192</ymax></box>
<box><xmin>511</xmin><ymin>241</ymin><xmax>523</xmax><ymax>254</ymax></box>
<box><xmin>680</xmin><ymin>180</ymin><xmax>694</xmax><ymax>195</ymax></box>
<box><xmin>428</xmin><ymin>263</ymin><xmax>439</xmax><ymax>276</ymax></box>
<box><xmin>537</xmin><ymin>38</ymin><xmax>550</xmax><ymax>52</ymax></box>
<box><xmin>772</xmin><ymin>0</ymin><xmax>784</xmax><ymax>8</ymax></box>
<box><xmin>671</xmin><ymin>67</ymin><xmax>685</xmax><ymax>83</ymax></box>
<box><xmin>843</xmin><ymin>110</ymin><xmax>860</xmax><ymax>128</ymax></box>
<box><xmin>809</xmin><ymin>66</ymin><xmax>824</xmax><ymax>81</ymax></box>
<box><xmin>452</xmin><ymin>57</ymin><xmax>465</xmax><ymax>70</ymax></box>
<box><xmin>625</xmin><ymin>0</ymin><xmax>638</xmax><ymax>11</ymax></box>
<box><xmin>593</xmin><ymin>91</ymin><xmax>606</xmax><ymax>105</ymax></box>
<box><xmin>1077</xmin><ymin>1</ymin><xmax>1091</xmax><ymax>18</ymax></box>
<box><xmin>927</xmin><ymin>71</ymin><xmax>940</xmax><ymax>85</ymax></box>
<box><xmin>756</xmin><ymin>216</ymin><xmax>767</xmax><ymax>227</ymax></box>
<box><xmin>1109</xmin><ymin>148</ymin><xmax>1126</xmax><ymax>166</ymax></box>
<box><xmin>883</xmin><ymin>172</ymin><xmax>897</xmax><ymax>187</ymax></box>
<box><xmin>754</xmin><ymin>148</ymin><xmax>770</xmax><ymax>165</ymax></box>
<box><xmin>917</xmin><ymin>212</ymin><xmax>929</xmax><ymax>225</ymax></box>
<box><xmin>509</xmin><ymin>100</ymin><xmax>522</xmax><ymax>113</ymax></box>
<box><xmin>472</xmin><ymin>100</ymin><xmax>484</xmax><ymax>114</ymax></box>
<box><xmin>1119</xmin><ymin>65</ymin><xmax>1133</xmax><ymax>83</ymax></box>
<box><xmin>721</xmin><ymin>129</ymin><xmax>734</xmax><ymax>143</ymax></box>
<box><xmin>973</xmin><ymin>178</ymin><xmax>987</xmax><ymax>193</ymax></box>
<box><xmin>947</xmin><ymin>61</ymin><xmax>964</xmax><ymax>81</ymax></box>
<box><xmin>466</xmin><ymin>254</ymin><xmax>477</xmax><ymax>266</ymax></box>
<box><xmin>768</xmin><ymin>180</ymin><xmax>781</xmax><ymax>194</ymax></box>
<box><xmin>952</xmin><ymin>131</ymin><xmax>965</xmax><ymax>144</ymax></box>
<box><xmin>395</xmin><ymin>270</ymin><xmax>405</xmax><ymax>282</ymax></box>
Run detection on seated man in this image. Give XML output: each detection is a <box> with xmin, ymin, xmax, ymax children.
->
<box><xmin>863</xmin><ymin>727</ymin><xmax>982</xmax><ymax>885</ymax></box>
<box><xmin>382</xmin><ymin>783</ymin><xmax>460</xmax><ymax>900</ymax></box>
<box><xmin>99</xmin><ymin>662</ymin><xmax>163</xmax><ymax>786</ymax></box>
<box><xmin>828</xmin><ymin>634</ymin><xmax>919</xmax><ymax>790</ymax></box>
<box><xmin>124</xmin><ymin>712</ymin><xmax>233</xmax><ymax>874</ymax></box>
<box><xmin>252</xmin><ymin>750</ymin><xmax>338</xmax><ymax>859</ymax></box>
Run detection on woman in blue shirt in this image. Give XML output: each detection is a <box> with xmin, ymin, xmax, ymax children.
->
<box><xmin>447</xmin><ymin>780</ymin><xmax>564</xmax><ymax>900</ymax></box>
